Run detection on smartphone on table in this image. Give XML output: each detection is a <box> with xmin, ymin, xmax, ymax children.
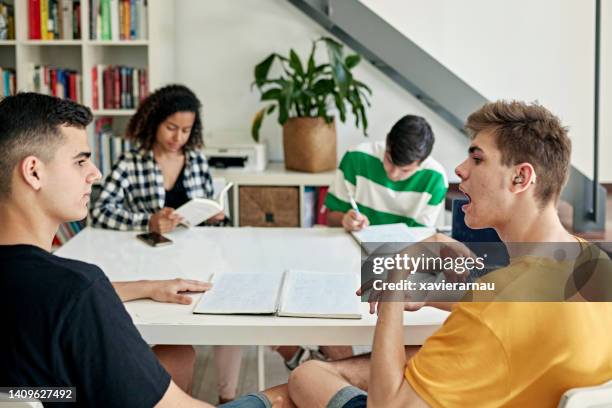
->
<box><xmin>136</xmin><ymin>232</ymin><xmax>173</xmax><ymax>247</ymax></box>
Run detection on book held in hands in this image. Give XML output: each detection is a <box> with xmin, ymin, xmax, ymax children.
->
<box><xmin>176</xmin><ymin>182</ymin><xmax>234</xmax><ymax>227</ymax></box>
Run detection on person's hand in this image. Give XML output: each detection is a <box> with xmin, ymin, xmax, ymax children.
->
<box><xmin>342</xmin><ymin>210</ymin><xmax>369</xmax><ymax>232</ymax></box>
<box><xmin>357</xmin><ymin>276</ymin><xmax>423</xmax><ymax>315</ymax></box>
<box><xmin>206</xmin><ymin>211</ymin><xmax>226</xmax><ymax>222</ymax></box>
<box><xmin>149</xmin><ymin>207</ymin><xmax>183</xmax><ymax>233</ymax></box>
<box><xmin>422</xmin><ymin>233</ymin><xmax>476</xmax><ymax>282</ymax></box>
<box><xmin>146</xmin><ymin>278</ymin><xmax>212</xmax><ymax>305</ymax></box>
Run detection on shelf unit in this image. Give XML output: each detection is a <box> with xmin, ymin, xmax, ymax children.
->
<box><xmin>211</xmin><ymin>162</ymin><xmax>335</xmax><ymax>228</ymax></box>
<box><xmin>0</xmin><ymin>0</ymin><xmax>175</xmax><ymax>140</ymax></box>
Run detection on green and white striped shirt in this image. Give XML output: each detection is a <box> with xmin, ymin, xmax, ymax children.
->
<box><xmin>325</xmin><ymin>141</ymin><xmax>448</xmax><ymax>227</ymax></box>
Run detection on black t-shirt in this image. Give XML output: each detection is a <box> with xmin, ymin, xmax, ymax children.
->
<box><xmin>164</xmin><ymin>166</ymin><xmax>189</xmax><ymax>209</ymax></box>
<box><xmin>0</xmin><ymin>244</ymin><xmax>171</xmax><ymax>407</ymax></box>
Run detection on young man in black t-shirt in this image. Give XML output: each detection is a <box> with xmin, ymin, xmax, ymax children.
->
<box><xmin>0</xmin><ymin>93</ymin><xmax>222</xmax><ymax>407</ymax></box>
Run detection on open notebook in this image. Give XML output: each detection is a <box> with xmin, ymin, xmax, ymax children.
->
<box><xmin>193</xmin><ymin>270</ymin><xmax>361</xmax><ymax>319</ymax></box>
<box><xmin>176</xmin><ymin>182</ymin><xmax>234</xmax><ymax>227</ymax></box>
<box><xmin>351</xmin><ymin>223</ymin><xmax>419</xmax><ymax>255</ymax></box>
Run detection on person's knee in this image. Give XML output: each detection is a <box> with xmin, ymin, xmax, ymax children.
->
<box><xmin>173</xmin><ymin>345</ymin><xmax>196</xmax><ymax>366</ymax></box>
<box><xmin>289</xmin><ymin>360</ymin><xmax>332</xmax><ymax>391</ymax></box>
<box><xmin>154</xmin><ymin>344</ymin><xmax>196</xmax><ymax>368</ymax></box>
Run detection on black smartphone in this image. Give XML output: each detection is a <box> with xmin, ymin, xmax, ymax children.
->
<box><xmin>136</xmin><ymin>232</ymin><xmax>173</xmax><ymax>247</ymax></box>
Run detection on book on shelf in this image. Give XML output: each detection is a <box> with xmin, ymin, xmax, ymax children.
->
<box><xmin>193</xmin><ymin>270</ymin><xmax>362</xmax><ymax>319</ymax></box>
<box><xmin>90</xmin><ymin>0</ymin><xmax>147</xmax><ymax>41</ymax></box>
<box><xmin>0</xmin><ymin>1</ymin><xmax>15</xmax><ymax>40</ymax></box>
<box><xmin>315</xmin><ymin>186</ymin><xmax>329</xmax><ymax>225</ymax></box>
<box><xmin>0</xmin><ymin>68</ymin><xmax>16</xmax><ymax>97</ymax></box>
<box><xmin>92</xmin><ymin>117</ymin><xmax>133</xmax><ymax>176</ymax></box>
<box><xmin>29</xmin><ymin>0</ymin><xmax>81</xmax><ymax>40</ymax></box>
<box><xmin>31</xmin><ymin>65</ymin><xmax>81</xmax><ymax>103</ymax></box>
<box><xmin>53</xmin><ymin>220</ymin><xmax>85</xmax><ymax>247</ymax></box>
<box><xmin>92</xmin><ymin>64</ymin><xmax>147</xmax><ymax>110</ymax></box>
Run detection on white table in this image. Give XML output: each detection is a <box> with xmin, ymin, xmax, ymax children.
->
<box><xmin>56</xmin><ymin>227</ymin><xmax>449</xmax><ymax>387</ymax></box>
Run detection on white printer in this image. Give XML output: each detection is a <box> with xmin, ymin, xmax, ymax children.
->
<box><xmin>203</xmin><ymin>143</ymin><xmax>267</xmax><ymax>171</ymax></box>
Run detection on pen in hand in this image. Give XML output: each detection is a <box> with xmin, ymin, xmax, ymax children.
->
<box><xmin>349</xmin><ymin>194</ymin><xmax>360</xmax><ymax>215</ymax></box>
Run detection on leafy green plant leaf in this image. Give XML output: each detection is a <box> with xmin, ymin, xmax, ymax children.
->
<box><xmin>254</xmin><ymin>54</ymin><xmax>276</xmax><ymax>86</ymax></box>
<box><xmin>289</xmin><ymin>49</ymin><xmax>304</xmax><ymax>77</ymax></box>
<box><xmin>251</xmin><ymin>107</ymin><xmax>267</xmax><ymax>143</ymax></box>
<box><xmin>345</xmin><ymin>54</ymin><xmax>361</xmax><ymax>69</ymax></box>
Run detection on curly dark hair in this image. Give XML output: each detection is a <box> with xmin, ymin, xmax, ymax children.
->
<box><xmin>126</xmin><ymin>84</ymin><xmax>203</xmax><ymax>151</ymax></box>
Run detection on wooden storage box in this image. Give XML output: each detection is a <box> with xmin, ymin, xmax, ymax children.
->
<box><xmin>239</xmin><ymin>186</ymin><xmax>300</xmax><ymax>227</ymax></box>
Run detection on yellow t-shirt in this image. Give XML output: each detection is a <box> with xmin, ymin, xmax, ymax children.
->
<box><xmin>404</xmin><ymin>247</ymin><xmax>612</xmax><ymax>407</ymax></box>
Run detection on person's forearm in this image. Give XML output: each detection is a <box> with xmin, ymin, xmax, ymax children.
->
<box><xmin>327</xmin><ymin>211</ymin><xmax>345</xmax><ymax>227</ymax></box>
<box><xmin>369</xmin><ymin>301</ymin><xmax>407</xmax><ymax>406</ymax></box>
<box><xmin>112</xmin><ymin>280</ymin><xmax>153</xmax><ymax>302</ymax></box>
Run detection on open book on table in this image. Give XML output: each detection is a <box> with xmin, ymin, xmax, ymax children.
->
<box><xmin>350</xmin><ymin>222</ymin><xmax>421</xmax><ymax>255</ymax></box>
<box><xmin>176</xmin><ymin>182</ymin><xmax>233</xmax><ymax>227</ymax></box>
<box><xmin>193</xmin><ymin>270</ymin><xmax>362</xmax><ymax>319</ymax></box>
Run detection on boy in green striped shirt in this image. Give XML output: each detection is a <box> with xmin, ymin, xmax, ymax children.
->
<box><xmin>326</xmin><ymin>115</ymin><xmax>448</xmax><ymax>230</ymax></box>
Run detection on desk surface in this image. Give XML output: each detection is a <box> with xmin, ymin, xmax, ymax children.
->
<box><xmin>56</xmin><ymin>227</ymin><xmax>448</xmax><ymax>345</ymax></box>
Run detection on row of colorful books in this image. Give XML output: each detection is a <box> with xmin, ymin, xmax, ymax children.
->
<box><xmin>53</xmin><ymin>220</ymin><xmax>85</xmax><ymax>247</ymax></box>
<box><xmin>28</xmin><ymin>0</ymin><xmax>82</xmax><ymax>40</ymax></box>
<box><xmin>90</xmin><ymin>0</ymin><xmax>147</xmax><ymax>41</ymax></box>
<box><xmin>32</xmin><ymin>65</ymin><xmax>82</xmax><ymax>103</ymax></box>
<box><xmin>303</xmin><ymin>186</ymin><xmax>329</xmax><ymax>227</ymax></box>
<box><xmin>93</xmin><ymin>117</ymin><xmax>135</xmax><ymax>176</ymax></box>
<box><xmin>0</xmin><ymin>1</ymin><xmax>15</xmax><ymax>40</ymax></box>
<box><xmin>0</xmin><ymin>67</ymin><xmax>16</xmax><ymax>97</ymax></box>
<box><xmin>91</xmin><ymin>64</ymin><xmax>147</xmax><ymax>110</ymax></box>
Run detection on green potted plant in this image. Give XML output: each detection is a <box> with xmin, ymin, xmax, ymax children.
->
<box><xmin>251</xmin><ymin>37</ymin><xmax>372</xmax><ymax>173</ymax></box>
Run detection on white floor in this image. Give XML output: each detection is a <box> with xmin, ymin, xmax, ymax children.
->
<box><xmin>192</xmin><ymin>346</ymin><xmax>289</xmax><ymax>405</ymax></box>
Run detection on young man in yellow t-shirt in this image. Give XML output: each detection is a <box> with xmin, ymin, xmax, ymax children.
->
<box><xmin>281</xmin><ymin>100</ymin><xmax>612</xmax><ymax>408</ymax></box>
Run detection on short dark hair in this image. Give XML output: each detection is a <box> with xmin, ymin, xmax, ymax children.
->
<box><xmin>0</xmin><ymin>93</ymin><xmax>93</xmax><ymax>200</ymax></box>
<box><xmin>465</xmin><ymin>100</ymin><xmax>571</xmax><ymax>206</ymax></box>
<box><xmin>126</xmin><ymin>84</ymin><xmax>203</xmax><ymax>151</ymax></box>
<box><xmin>386</xmin><ymin>115</ymin><xmax>434</xmax><ymax>166</ymax></box>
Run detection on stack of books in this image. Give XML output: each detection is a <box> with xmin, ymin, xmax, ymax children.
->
<box><xmin>53</xmin><ymin>220</ymin><xmax>85</xmax><ymax>247</ymax></box>
<box><xmin>89</xmin><ymin>0</ymin><xmax>147</xmax><ymax>41</ymax></box>
<box><xmin>0</xmin><ymin>67</ymin><xmax>16</xmax><ymax>97</ymax></box>
<box><xmin>28</xmin><ymin>0</ymin><xmax>82</xmax><ymax>40</ymax></box>
<box><xmin>32</xmin><ymin>65</ymin><xmax>81</xmax><ymax>103</ymax></box>
<box><xmin>0</xmin><ymin>1</ymin><xmax>15</xmax><ymax>40</ymax></box>
<box><xmin>91</xmin><ymin>65</ymin><xmax>147</xmax><ymax>110</ymax></box>
<box><xmin>93</xmin><ymin>117</ymin><xmax>134</xmax><ymax>176</ymax></box>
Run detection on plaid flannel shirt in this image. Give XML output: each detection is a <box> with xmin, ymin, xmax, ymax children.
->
<box><xmin>90</xmin><ymin>148</ymin><xmax>214</xmax><ymax>231</ymax></box>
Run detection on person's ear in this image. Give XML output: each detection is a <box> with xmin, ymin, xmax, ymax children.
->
<box><xmin>20</xmin><ymin>156</ymin><xmax>44</xmax><ymax>192</ymax></box>
<box><xmin>510</xmin><ymin>163</ymin><xmax>536</xmax><ymax>193</ymax></box>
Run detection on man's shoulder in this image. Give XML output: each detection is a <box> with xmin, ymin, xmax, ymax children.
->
<box><xmin>348</xmin><ymin>141</ymin><xmax>385</xmax><ymax>158</ymax></box>
<box><xmin>0</xmin><ymin>245</ymin><xmax>105</xmax><ymax>294</ymax></box>
<box><xmin>340</xmin><ymin>141</ymin><xmax>385</xmax><ymax>169</ymax></box>
<box><xmin>114</xmin><ymin>148</ymin><xmax>153</xmax><ymax>169</ymax></box>
<box><xmin>418</xmin><ymin>157</ymin><xmax>448</xmax><ymax>184</ymax></box>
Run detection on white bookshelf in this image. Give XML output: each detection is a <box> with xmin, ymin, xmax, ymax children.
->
<box><xmin>0</xmin><ymin>0</ymin><xmax>175</xmax><ymax>139</ymax></box>
<box><xmin>212</xmin><ymin>163</ymin><xmax>335</xmax><ymax>228</ymax></box>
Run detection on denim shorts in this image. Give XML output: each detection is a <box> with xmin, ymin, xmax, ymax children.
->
<box><xmin>220</xmin><ymin>386</ymin><xmax>367</xmax><ymax>408</ymax></box>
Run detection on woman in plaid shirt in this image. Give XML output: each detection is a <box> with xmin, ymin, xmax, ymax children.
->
<box><xmin>91</xmin><ymin>84</ymin><xmax>224</xmax><ymax>233</ymax></box>
<box><xmin>90</xmin><ymin>85</ymin><xmax>242</xmax><ymax>403</ymax></box>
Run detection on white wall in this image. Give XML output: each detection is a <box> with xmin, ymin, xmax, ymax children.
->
<box><xmin>174</xmin><ymin>0</ymin><xmax>468</xmax><ymax>182</ymax></box>
<box><xmin>175</xmin><ymin>0</ymin><xmax>611</xmax><ymax>182</ymax></box>
<box><xmin>360</xmin><ymin>0</ymin><xmax>610</xmax><ymax>182</ymax></box>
